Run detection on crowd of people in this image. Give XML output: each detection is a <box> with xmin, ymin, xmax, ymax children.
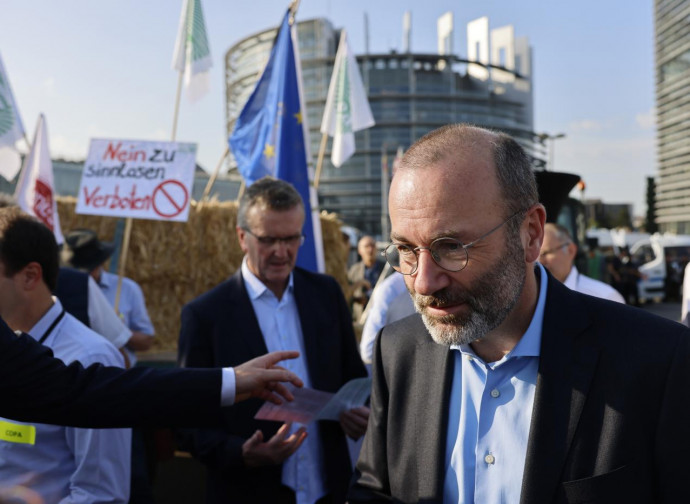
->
<box><xmin>0</xmin><ymin>124</ymin><xmax>688</xmax><ymax>503</ymax></box>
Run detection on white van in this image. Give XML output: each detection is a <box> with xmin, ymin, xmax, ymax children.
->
<box><xmin>586</xmin><ymin>228</ymin><xmax>650</xmax><ymax>254</ymax></box>
<box><xmin>629</xmin><ymin>234</ymin><xmax>690</xmax><ymax>303</ymax></box>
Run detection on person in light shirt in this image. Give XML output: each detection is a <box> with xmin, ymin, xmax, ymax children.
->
<box><xmin>61</xmin><ymin>229</ymin><xmax>155</xmax><ymax>368</ymax></box>
<box><xmin>0</xmin><ymin>208</ymin><xmax>131</xmax><ymax>503</ymax></box>
<box><xmin>538</xmin><ymin>223</ymin><xmax>625</xmax><ymax>303</ymax></box>
<box><xmin>0</xmin><ymin>208</ymin><xmax>307</xmax><ymax>501</ymax></box>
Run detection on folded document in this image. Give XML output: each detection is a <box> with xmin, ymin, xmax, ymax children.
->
<box><xmin>254</xmin><ymin>377</ymin><xmax>372</xmax><ymax>424</ymax></box>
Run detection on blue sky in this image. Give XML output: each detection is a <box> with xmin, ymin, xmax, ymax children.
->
<box><xmin>1</xmin><ymin>0</ymin><xmax>655</xmax><ymax>215</ymax></box>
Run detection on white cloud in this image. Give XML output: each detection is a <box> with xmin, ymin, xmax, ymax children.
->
<box><xmin>41</xmin><ymin>76</ymin><xmax>56</xmax><ymax>96</ymax></box>
<box><xmin>86</xmin><ymin>123</ymin><xmax>107</xmax><ymax>137</ymax></box>
<box><xmin>50</xmin><ymin>134</ymin><xmax>87</xmax><ymax>161</ymax></box>
<box><xmin>568</xmin><ymin>119</ymin><xmax>606</xmax><ymax>132</ymax></box>
<box><xmin>150</xmin><ymin>128</ymin><xmax>168</xmax><ymax>141</ymax></box>
<box><xmin>635</xmin><ymin>108</ymin><xmax>656</xmax><ymax>130</ymax></box>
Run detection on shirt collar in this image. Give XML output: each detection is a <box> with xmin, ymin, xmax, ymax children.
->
<box><xmin>98</xmin><ymin>270</ymin><xmax>113</xmax><ymax>289</ymax></box>
<box><xmin>26</xmin><ymin>297</ymin><xmax>64</xmax><ymax>342</ymax></box>
<box><xmin>241</xmin><ymin>256</ymin><xmax>294</xmax><ymax>301</ymax></box>
<box><xmin>563</xmin><ymin>265</ymin><xmax>579</xmax><ymax>291</ymax></box>
<box><xmin>453</xmin><ymin>263</ymin><xmax>548</xmax><ymax>362</ymax></box>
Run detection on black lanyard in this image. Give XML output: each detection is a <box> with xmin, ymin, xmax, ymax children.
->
<box><xmin>38</xmin><ymin>310</ymin><xmax>66</xmax><ymax>345</ymax></box>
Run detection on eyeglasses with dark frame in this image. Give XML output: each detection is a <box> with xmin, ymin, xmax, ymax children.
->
<box><xmin>383</xmin><ymin>209</ymin><xmax>526</xmax><ymax>275</ymax></box>
<box><xmin>242</xmin><ymin>228</ymin><xmax>305</xmax><ymax>248</ymax></box>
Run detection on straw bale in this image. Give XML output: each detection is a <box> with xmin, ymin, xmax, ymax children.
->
<box><xmin>56</xmin><ymin>197</ymin><xmax>350</xmax><ymax>355</ymax></box>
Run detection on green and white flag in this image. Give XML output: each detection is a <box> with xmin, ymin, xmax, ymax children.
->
<box><xmin>320</xmin><ymin>30</ymin><xmax>375</xmax><ymax>168</ymax></box>
<box><xmin>172</xmin><ymin>0</ymin><xmax>212</xmax><ymax>102</ymax></box>
<box><xmin>0</xmin><ymin>51</ymin><xmax>26</xmax><ymax>181</ymax></box>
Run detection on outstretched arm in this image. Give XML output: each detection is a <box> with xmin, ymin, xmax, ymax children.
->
<box><xmin>0</xmin><ymin>318</ymin><xmax>302</xmax><ymax>429</ymax></box>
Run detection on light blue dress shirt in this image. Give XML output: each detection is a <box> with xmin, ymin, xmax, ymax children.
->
<box><xmin>98</xmin><ymin>270</ymin><xmax>154</xmax><ymax>366</ymax></box>
<box><xmin>0</xmin><ymin>298</ymin><xmax>131</xmax><ymax>503</ymax></box>
<box><xmin>443</xmin><ymin>264</ymin><xmax>548</xmax><ymax>504</ymax></box>
<box><xmin>241</xmin><ymin>259</ymin><xmax>326</xmax><ymax>504</ymax></box>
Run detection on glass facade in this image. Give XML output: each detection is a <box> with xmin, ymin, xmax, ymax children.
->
<box><xmin>225</xmin><ymin>18</ymin><xmax>539</xmax><ymax>237</ymax></box>
<box><xmin>655</xmin><ymin>0</ymin><xmax>690</xmax><ymax>233</ymax></box>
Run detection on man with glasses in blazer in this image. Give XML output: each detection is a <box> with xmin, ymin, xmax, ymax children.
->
<box><xmin>178</xmin><ymin>177</ymin><xmax>367</xmax><ymax>503</ymax></box>
<box><xmin>349</xmin><ymin>124</ymin><xmax>690</xmax><ymax>503</ymax></box>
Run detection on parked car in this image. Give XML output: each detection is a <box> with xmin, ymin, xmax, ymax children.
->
<box><xmin>630</xmin><ymin>233</ymin><xmax>690</xmax><ymax>303</ymax></box>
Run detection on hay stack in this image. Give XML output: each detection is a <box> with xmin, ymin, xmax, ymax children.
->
<box><xmin>57</xmin><ymin>197</ymin><xmax>349</xmax><ymax>354</ymax></box>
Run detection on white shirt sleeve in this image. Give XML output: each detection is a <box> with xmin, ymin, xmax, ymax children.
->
<box><xmin>61</xmin><ymin>350</ymin><xmax>131</xmax><ymax>504</ymax></box>
<box><xmin>360</xmin><ymin>274</ymin><xmax>407</xmax><ymax>364</ymax></box>
<box><xmin>87</xmin><ymin>276</ymin><xmax>132</xmax><ymax>349</ymax></box>
<box><xmin>220</xmin><ymin>367</ymin><xmax>236</xmax><ymax>406</ymax></box>
<box><xmin>682</xmin><ymin>264</ymin><xmax>690</xmax><ymax>324</ymax></box>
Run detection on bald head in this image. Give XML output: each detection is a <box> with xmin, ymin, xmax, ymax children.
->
<box><xmin>357</xmin><ymin>235</ymin><xmax>377</xmax><ymax>266</ymax></box>
<box><xmin>539</xmin><ymin>223</ymin><xmax>577</xmax><ymax>282</ymax></box>
<box><xmin>396</xmin><ymin>124</ymin><xmax>539</xmax><ymax>222</ymax></box>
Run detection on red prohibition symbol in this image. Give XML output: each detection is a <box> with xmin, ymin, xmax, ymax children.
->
<box><xmin>152</xmin><ymin>180</ymin><xmax>189</xmax><ymax>218</ymax></box>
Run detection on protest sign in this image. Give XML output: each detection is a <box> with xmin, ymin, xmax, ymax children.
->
<box><xmin>76</xmin><ymin>139</ymin><xmax>196</xmax><ymax>222</ymax></box>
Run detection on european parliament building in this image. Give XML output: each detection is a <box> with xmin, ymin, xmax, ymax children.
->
<box><xmin>225</xmin><ymin>14</ymin><xmax>543</xmax><ymax>237</ymax></box>
<box><xmin>654</xmin><ymin>0</ymin><xmax>690</xmax><ymax>233</ymax></box>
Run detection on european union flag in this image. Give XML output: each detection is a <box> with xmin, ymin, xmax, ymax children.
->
<box><xmin>229</xmin><ymin>11</ymin><xmax>319</xmax><ymax>272</ymax></box>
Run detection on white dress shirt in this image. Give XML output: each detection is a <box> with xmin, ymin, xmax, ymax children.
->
<box><xmin>0</xmin><ymin>298</ymin><xmax>131</xmax><ymax>504</ymax></box>
<box><xmin>359</xmin><ymin>273</ymin><xmax>408</xmax><ymax>364</ymax></box>
<box><xmin>98</xmin><ymin>271</ymin><xmax>154</xmax><ymax>366</ymax></box>
<box><xmin>564</xmin><ymin>266</ymin><xmax>625</xmax><ymax>303</ymax></box>
<box><xmin>242</xmin><ymin>258</ymin><xmax>326</xmax><ymax>504</ymax></box>
<box><xmin>86</xmin><ymin>275</ymin><xmax>131</xmax><ymax>349</ymax></box>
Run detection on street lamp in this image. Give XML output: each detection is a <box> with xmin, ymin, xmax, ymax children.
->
<box><xmin>536</xmin><ymin>132</ymin><xmax>566</xmax><ymax>171</ymax></box>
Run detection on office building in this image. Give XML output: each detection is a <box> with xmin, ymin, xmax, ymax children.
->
<box><xmin>654</xmin><ymin>0</ymin><xmax>690</xmax><ymax>233</ymax></box>
<box><xmin>225</xmin><ymin>14</ymin><xmax>542</xmax><ymax>237</ymax></box>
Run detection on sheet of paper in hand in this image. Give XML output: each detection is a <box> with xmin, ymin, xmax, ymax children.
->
<box><xmin>255</xmin><ymin>377</ymin><xmax>372</xmax><ymax>424</ymax></box>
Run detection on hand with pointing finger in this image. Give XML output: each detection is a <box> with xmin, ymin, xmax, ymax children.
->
<box><xmin>234</xmin><ymin>351</ymin><xmax>304</xmax><ymax>404</ymax></box>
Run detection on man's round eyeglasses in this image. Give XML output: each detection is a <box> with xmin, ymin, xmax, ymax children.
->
<box><xmin>383</xmin><ymin>210</ymin><xmax>525</xmax><ymax>275</ymax></box>
<box><xmin>242</xmin><ymin>228</ymin><xmax>305</xmax><ymax>247</ymax></box>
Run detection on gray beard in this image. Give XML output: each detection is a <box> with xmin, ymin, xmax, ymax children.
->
<box><xmin>412</xmin><ymin>237</ymin><xmax>526</xmax><ymax>346</ymax></box>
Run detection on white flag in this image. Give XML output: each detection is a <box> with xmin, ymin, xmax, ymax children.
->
<box><xmin>14</xmin><ymin>115</ymin><xmax>64</xmax><ymax>244</ymax></box>
<box><xmin>0</xmin><ymin>51</ymin><xmax>26</xmax><ymax>181</ymax></box>
<box><xmin>320</xmin><ymin>30</ymin><xmax>375</xmax><ymax>168</ymax></box>
<box><xmin>172</xmin><ymin>0</ymin><xmax>213</xmax><ymax>102</ymax></box>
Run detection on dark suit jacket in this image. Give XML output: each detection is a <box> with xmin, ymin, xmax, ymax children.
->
<box><xmin>349</xmin><ymin>272</ymin><xmax>690</xmax><ymax>503</ymax></box>
<box><xmin>0</xmin><ymin>316</ymin><xmax>223</xmax><ymax>429</ymax></box>
<box><xmin>178</xmin><ymin>267</ymin><xmax>367</xmax><ymax>503</ymax></box>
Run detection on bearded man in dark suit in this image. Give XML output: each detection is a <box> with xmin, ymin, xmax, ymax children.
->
<box><xmin>348</xmin><ymin>124</ymin><xmax>690</xmax><ymax>503</ymax></box>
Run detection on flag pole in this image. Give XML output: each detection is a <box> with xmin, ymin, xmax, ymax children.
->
<box><xmin>313</xmin><ymin>133</ymin><xmax>328</xmax><ymax>189</ymax></box>
<box><xmin>171</xmin><ymin>71</ymin><xmax>184</xmax><ymax>141</ymax></box>
<box><xmin>289</xmin><ymin>0</ymin><xmax>301</xmax><ymax>22</ymax></box>
<box><xmin>114</xmin><ymin>65</ymin><xmax>182</xmax><ymax>312</ymax></box>
<box><xmin>113</xmin><ymin>217</ymin><xmax>133</xmax><ymax>314</ymax></box>
<box><xmin>235</xmin><ymin>180</ymin><xmax>246</xmax><ymax>203</ymax></box>
<box><xmin>201</xmin><ymin>145</ymin><xmax>230</xmax><ymax>201</ymax></box>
